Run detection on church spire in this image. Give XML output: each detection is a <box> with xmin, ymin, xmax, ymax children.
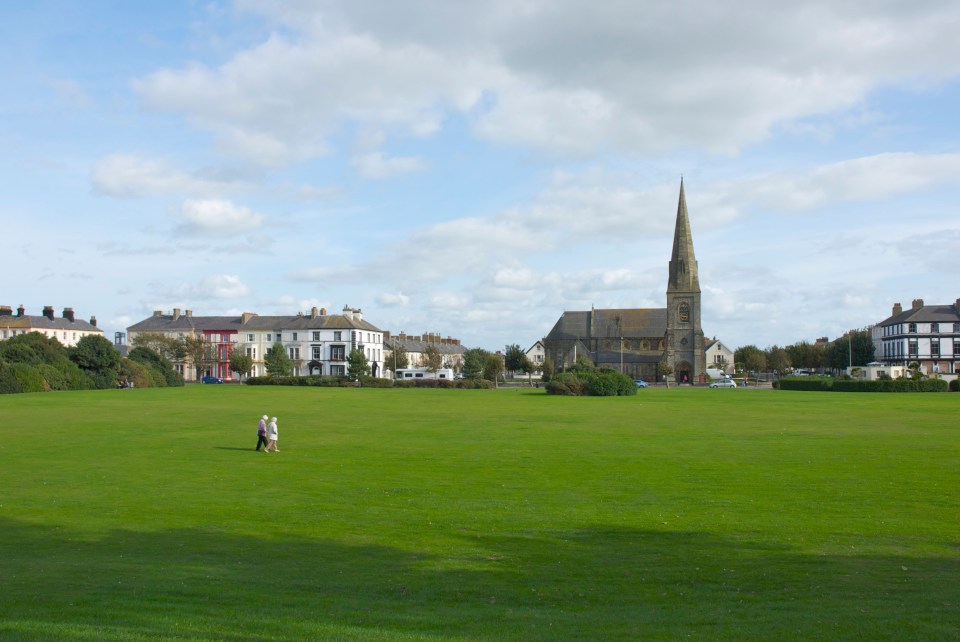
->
<box><xmin>668</xmin><ymin>178</ymin><xmax>699</xmax><ymax>293</ymax></box>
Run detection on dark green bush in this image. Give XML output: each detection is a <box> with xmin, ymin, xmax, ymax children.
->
<box><xmin>0</xmin><ymin>362</ymin><xmax>46</xmax><ymax>394</ymax></box>
<box><xmin>950</xmin><ymin>379</ymin><xmax>959</xmax><ymax>392</ymax></box>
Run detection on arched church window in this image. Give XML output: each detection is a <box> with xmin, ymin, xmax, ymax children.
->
<box><xmin>679</xmin><ymin>302</ymin><xmax>690</xmax><ymax>322</ymax></box>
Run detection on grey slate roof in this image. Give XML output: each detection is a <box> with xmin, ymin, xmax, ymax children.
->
<box><xmin>545</xmin><ymin>308</ymin><xmax>668</xmax><ymax>342</ymax></box>
<box><xmin>0</xmin><ymin>315</ymin><xmax>101</xmax><ymax>333</ymax></box>
<box><xmin>879</xmin><ymin>303</ymin><xmax>960</xmax><ymax>326</ymax></box>
<box><xmin>385</xmin><ymin>337</ymin><xmax>467</xmax><ymax>356</ymax></box>
<box><xmin>128</xmin><ymin>312</ymin><xmax>384</xmax><ymax>334</ymax></box>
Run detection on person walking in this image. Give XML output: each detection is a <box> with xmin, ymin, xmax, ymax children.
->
<box><xmin>256</xmin><ymin>415</ymin><xmax>269</xmax><ymax>451</ymax></box>
<box><xmin>264</xmin><ymin>416</ymin><xmax>279</xmax><ymax>452</ymax></box>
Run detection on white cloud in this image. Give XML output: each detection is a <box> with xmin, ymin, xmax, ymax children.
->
<box><xmin>174</xmin><ymin>199</ymin><xmax>265</xmax><ymax>236</ymax></box>
<box><xmin>91</xmin><ymin>154</ymin><xmax>244</xmax><ymax>198</ymax></box>
<box><xmin>377</xmin><ymin>292</ymin><xmax>411</xmax><ymax>307</ymax></box>
<box><xmin>135</xmin><ymin>1</ymin><xmax>960</xmax><ymax>163</ymax></box>
<box><xmin>352</xmin><ymin>151</ymin><xmax>427</xmax><ymax>179</ymax></box>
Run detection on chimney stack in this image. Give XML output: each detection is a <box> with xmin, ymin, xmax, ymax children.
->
<box><xmin>43</xmin><ymin>305</ymin><xmax>55</xmax><ymax>321</ymax></box>
<box><xmin>153</xmin><ymin>310</ymin><xmax>163</xmax><ymax>317</ymax></box>
<box><xmin>892</xmin><ymin>302</ymin><xmax>902</xmax><ymax>316</ymax></box>
<box><xmin>63</xmin><ymin>307</ymin><xmax>75</xmax><ymax>322</ymax></box>
<box><xmin>912</xmin><ymin>298</ymin><xmax>924</xmax><ymax>311</ymax></box>
<box><xmin>17</xmin><ymin>305</ymin><xmax>25</xmax><ymax>317</ymax></box>
<box><xmin>311</xmin><ymin>306</ymin><xmax>318</xmax><ymax>319</ymax></box>
<box><xmin>320</xmin><ymin>307</ymin><xmax>327</xmax><ymax>316</ymax></box>
<box><xmin>0</xmin><ymin>306</ymin><xmax>11</xmax><ymax>317</ymax></box>
<box><xmin>90</xmin><ymin>316</ymin><xmax>97</xmax><ymax>327</ymax></box>
<box><xmin>173</xmin><ymin>308</ymin><xmax>181</xmax><ymax>320</ymax></box>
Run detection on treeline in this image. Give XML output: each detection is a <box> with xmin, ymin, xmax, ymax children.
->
<box><xmin>734</xmin><ymin>328</ymin><xmax>876</xmax><ymax>374</ymax></box>
<box><xmin>0</xmin><ymin>332</ymin><xmax>183</xmax><ymax>394</ymax></box>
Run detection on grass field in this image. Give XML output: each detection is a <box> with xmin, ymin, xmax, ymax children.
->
<box><xmin>0</xmin><ymin>385</ymin><xmax>957</xmax><ymax>641</ymax></box>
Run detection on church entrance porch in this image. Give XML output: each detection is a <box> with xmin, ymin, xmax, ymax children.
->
<box><xmin>675</xmin><ymin>360</ymin><xmax>692</xmax><ymax>384</ymax></box>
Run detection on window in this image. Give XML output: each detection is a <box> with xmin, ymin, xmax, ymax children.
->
<box><xmin>293</xmin><ymin>332</ymin><xmax>298</xmax><ymax>341</ymax></box>
<box><xmin>267</xmin><ymin>334</ymin><xmax>272</xmax><ymax>342</ymax></box>
<box><xmin>288</xmin><ymin>347</ymin><xmax>300</xmax><ymax>359</ymax></box>
<box><xmin>931</xmin><ymin>340</ymin><xmax>940</xmax><ymax>356</ymax></box>
<box><xmin>334</xmin><ymin>331</ymin><xmax>342</xmax><ymax>341</ymax></box>
<box><xmin>908</xmin><ymin>340</ymin><xmax>918</xmax><ymax>357</ymax></box>
<box><xmin>312</xmin><ymin>347</ymin><xmax>321</xmax><ymax>360</ymax></box>
<box><xmin>931</xmin><ymin>323</ymin><xmax>939</xmax><ymax>333</ymax></box>
<box><xmin>908</xmin><ymin>323</ymin><xmax>917</xmax><ymax>333</ymax></box>
<box><xmin>246</xmin><ymin>347</ymin><xmax>256</xmax><ymax>359</ymax></box>
<box><xmin>679</xmin><ymin>302</ymin><xmax>690</xmax><ymax>322</ymax></box>
<box><xmin>331</xmin><ymin>346</ymin><xmax>345</xmax><ymax>361</ymax></box>
<box><xmin>954</xmin><ymin>323</ymin><xmax>960</xmax><ymax>333</ymax></box>
<box><xmin>248</xmin><ymin>334</ymin><xmax>254</xmax><ymax>341</ymax></box>
<box><xmin>312</xmin><ymin>332</ymin><xmax>320</xmax><ymax>341</ymax></box>
<box><xmin>954</xmin><ymin>342</ymin><xmax>960</xmax><ymax>356</ymax></box>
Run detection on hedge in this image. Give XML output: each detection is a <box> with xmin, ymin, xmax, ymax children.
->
<box><xmin>778</xmin><ymin>377</ymin><xmax>948</xmax><ymax>393</ymax></box>
<box><xmin>245</xmin><ymin>375</ymin><xmax>493</xmax><ymax>389</ymax></box>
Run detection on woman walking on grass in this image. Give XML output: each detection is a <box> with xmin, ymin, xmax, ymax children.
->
<box><xmin>264</xmin><ymin>417</ymin><xmax>279</xmax><ymax>452</ymax></box>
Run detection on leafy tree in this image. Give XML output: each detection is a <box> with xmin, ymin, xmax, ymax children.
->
<box><xmin>264</xmin><ymin>341</ymin><xmax>293</xmax><ymax>377</ymax></box>
<box><xmin>229</xmin><ymin>352</ymin><xmax>255</xmax><ymax>381</ymax></box>
<box><xmin>540</xmin><ymin>357</ymin><xmax>556</xmax><ymax>382</ymax></box>
<box><xmin>827</xmin><ymin>329</ymin><xmax>875</xmax><ymax>371</ymax></box>
<box><xmin>658</xmin><ymin>361</ymin><xmax>673</xmax><ymax>387</ymax></box>
<box><xmin>785</xmin><ymin>341</ymin><xmax>827</xmax><ymax>370</ymax></box>
<box><xmin>420</xmin><ymin>345</ymin><xmax>444</xmax><ymax>372</ymax></box>
<box><xmin>129</xmin><ymin>346</ymin><xmax>184</xmax><ymax>387</ymax></box>
<box><xmin>181</xmin><ymin>335</ymin><xmax>215</xmax><ymax>381</ymax></box>
<box><xmin>520</xmin><ymin>355</ymin><xmax>536</xmax><ymax>385</ymax></box>
<box><xmin>68</xmin><ymin>334</ymin><xmax>121</xmax><ymax>388</ymax></box>
<box><xmin>347</xmin><ymin>348</ymin><xmax>370</xmax><ymax>380</ymax></box>
<box><xmin>504</xmin><ymin>344</ymin><xmax>526</xmax><ymax>373</ymax></box>
<box><xmin>765</xmin><ymin>345</ymin><xmax>791</xmax><ymax>375</ymax></box>
<box><xmin>462</xmin><ymin>348</ymin><xmax>489</xmax><ymax>379</ymax></box>
<box><xmin>131</xmin><ymin>332</ymin><xmax>185</xmax><ymax>360</ymax></box>
<box><xmin>734</xmin><ymin>345</ymin><xmax>767</xmax><ymax>374</ymax></box>
<box><xmin>389</xmin><ymin>345</ymin><xmax>409</xmax><ymax>373</ymax></box>
<box><xmin>483</xmin><ymin>353</ymin><xmax>504</xmax><ymax>383</ymax></box>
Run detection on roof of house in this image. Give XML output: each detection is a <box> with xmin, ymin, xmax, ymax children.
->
<box><xmin>879</xmin><ymin>302</ymin><xmax>960</xmax><ymax>326</ymax></box>
<box><xmin>385</xmin><ymin>337</ymin><xmax>467</xmax><ymax>356</ymax></box>
<box><xmin>128</xmin><ymin>312</ymin><xmax>383</xmax><ymax>334</ymax></box>
<box><xmin>0</xmin><ymin>315</ymin><xmax>101</xmax><ymax>333</ymax></box>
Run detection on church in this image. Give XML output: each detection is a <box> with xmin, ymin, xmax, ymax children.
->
<box><xmin>543</xmin><ymin>180</ymin><xmax>707</xmax><ymax>384</ymax></box>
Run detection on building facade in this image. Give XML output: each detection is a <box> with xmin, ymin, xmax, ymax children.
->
<box><xmin>128</xmin><ymin>305</ymin><xmax>385</xmax><ymax>381</ymax></box>
<box><xmin>0</xmin><ymin>305</ymin><xmax>102</xmax><ymax>346</ymax></box>
<box><xmin>543</xmin><ymin>180</ymin><xmax>707</xmax><ymax>383</ymax></box>
<box><xmin>877</xmin><ymin>298</ymin><xmax>960</xmax><ymax>378</ymax></box>
<box><xmin>704</xmin><ymin>338</ymin><xmax>735</xmax><ymax>375</ymax></box>
<box><xmin>383</xmin><ymin>332</ymin><xmax>466</xmax><ymax>378</ymax></box>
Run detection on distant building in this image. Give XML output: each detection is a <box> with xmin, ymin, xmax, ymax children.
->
<box><xmin>0</xmin><ymin>305</ymin><xmax>101</xmax><ymax>346</ymax></box>
<box><xmin>384</xmin><ymin>332</ymin><xmax>467</xmax><ymax>378</ymax></box>
<box><xmin>128</xmin><ymin>305</ymin><xmax>385</xmax><ymax>381</ymax></box>
<box><xmin>704</xmin><ymin>338</ymin><xmax>734</xmax><ymax>375</ymax></box>
<box><xmin>876</xmin><ymin>298</ymin><xmax>960</xmax><ymax>378</ymax></box>
<box><xmin>543</xmin><ymin>180</ymin><xmax>707</xmax><ymax>384</ymax></box>
<box><xmin>525</xmin><ymin>340</ymin><xmax>545</xmax><ymax>374</ymax></box>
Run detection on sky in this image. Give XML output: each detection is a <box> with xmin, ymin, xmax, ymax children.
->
<box><xmin>3</xmin><ymin>0</ymin><xmax>959</xmax><ymax>353</ymax></box>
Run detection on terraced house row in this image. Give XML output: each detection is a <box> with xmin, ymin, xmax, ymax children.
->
<box><xmin>127</xmin><ymin>305</ymin><xmax>385</xmax><ymax>381</ymax></box>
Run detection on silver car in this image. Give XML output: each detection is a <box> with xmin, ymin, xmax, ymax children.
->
<box><xmin>709</xmin><ymin>379</ymin><xmax>737</xmax><ymax>388</ymax></box>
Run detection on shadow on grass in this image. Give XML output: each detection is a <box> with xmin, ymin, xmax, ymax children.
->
<box><xmin>0</xmin><ymin>516</ymin><xmax>956</xmax><ymax>641</ymax></box>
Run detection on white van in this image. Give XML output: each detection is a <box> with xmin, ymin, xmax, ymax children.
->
<box><xmin>395</xmin><ymin>368</ymin><xmax>455</xmax><ymax>381</ymax></box>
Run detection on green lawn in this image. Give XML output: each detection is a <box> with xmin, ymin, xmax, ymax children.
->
<box><xmin>1</xmin><ymin>386</ymin><xmax>957</xmax><ymax>641</ymax></box>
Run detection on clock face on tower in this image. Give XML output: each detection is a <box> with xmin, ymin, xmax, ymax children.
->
<box><xmin>679</xmin><ymin>302</ymin><xmax>690</xmax><ymax>323</ymax></box>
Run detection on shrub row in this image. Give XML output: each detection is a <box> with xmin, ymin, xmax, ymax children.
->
<box><xmin>777</xmin><ymin>377</ymin><xmax>949</xmax><ymax>392</ymax></box>
<box><xmin>545</xmin><ymin>370</ymin><xmax>637</xmax><ymax>396</ymax></box>
<box><xmin>245</xmin><ymin>375</ymin><xmax>494</xmax><ymax>389</ymax></box>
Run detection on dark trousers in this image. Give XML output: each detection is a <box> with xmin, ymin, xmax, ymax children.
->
<box><xmin>256</xmin><ymin>434</ymin><xmax>269</xmax><ymax>450</ymax></box>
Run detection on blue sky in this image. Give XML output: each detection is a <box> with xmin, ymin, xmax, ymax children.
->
<box><xmin>4</xmin><ymin>0</ymin><xmax>959</xmax><ymax>352</ymax></box>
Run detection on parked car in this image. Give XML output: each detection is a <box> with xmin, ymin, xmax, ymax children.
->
<box><xmin>201</xmin><ymin>376</ymin><xmax>224</xmax><ymax>384</ymax></box>
<box><xmin>634</xmin><ymin>379</ymin><xmax>648</xmax><ymax>388</ymax></box>
<box><xmin>709</xmin><ymin>379</ymin><xmax>737</xmax><ymax>388</ymax></box>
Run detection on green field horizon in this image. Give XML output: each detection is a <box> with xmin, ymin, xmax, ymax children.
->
<box><xmin>1</xmin><ymin>386</ymin><xmax>957</xmax><ymax>641</ymax></box>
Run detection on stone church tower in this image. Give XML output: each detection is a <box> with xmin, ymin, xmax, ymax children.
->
<box><xmin>664</xmin><ymin>179</ymin><xmax>706</xmax><ymax>382</ymax></box>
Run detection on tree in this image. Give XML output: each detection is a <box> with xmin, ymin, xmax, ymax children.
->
<box><xmin>182</xmin><ymin>335</ymin><xmax>214</xmax><ymax>381</ymax></box>
<box><xmin>765</xmin><ymin>345</ymin><xmax>791</xmax><ymax>376</ymax></box>
<box><xmin>504</xmin><ymin>344</ymin><xmax>526</xmax><ymax>374</ymax></box>
<box><xmin>229</xmin><ymin>352</ymin><xmax>254</xmax><ymax>381</ymax></box>
<box><xmin>130</xmin><ymin>332</ymin><xmax>184</xmax><ymax>360</ymax></box>
<box><xmin>483</xmin><ymin>353</ymin><xmax>504</xmax><ymax>384</ymax></box>
<box><xmin>347</xmin><ymin>348</ymin><xmax>370</xmax><ymax>380</ymax></box>
<box><xmin>389</xmin><ymin>345</ymin><xmax>409</xmax><ymax>374</ymax></box>
<box><xmin>129</xmin><ymin>346</ymin><xmax>184</xmax><ymax>387</ymax></box>
<box><xmin>264</xmin><ymin>341</ymin><xmax>293</xmax><ymax>377</ymax></box>
<box><xmin>462</xmin><ymin>348</ymin><xmax>489</xmax><ymax>379</ymax></box>
<box><xmin>658</xmin><ymin>361</ymin><xmax>673</xmax><ymax>387</ymax></box>
<box><xmin>734</xmin><ymin>345</ymin><xmax>767</xmax><ymax>375</ymax></box>
<box><xmin>68</xmin><ymin>334</ymin><xmax>121</xmax><ymax>388</ymax></box>
<box><xmin>827</xmin><ymin>329</ymin><xmax>875</xmax><ymax>371</ymax></box>
<box><xmin>540</xmin><ymin>357</ymin><xmax>556</xmax><ymax>382</ymax></box>
<box><xmin>420</xmin><ymin>345</ymin><xmax>444</xmax><ymax>372</ymax></box>
<box><xmin>520</xmin><ymin>355</ymin><xmax>536</xmax><ymax>385</ymax></box>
